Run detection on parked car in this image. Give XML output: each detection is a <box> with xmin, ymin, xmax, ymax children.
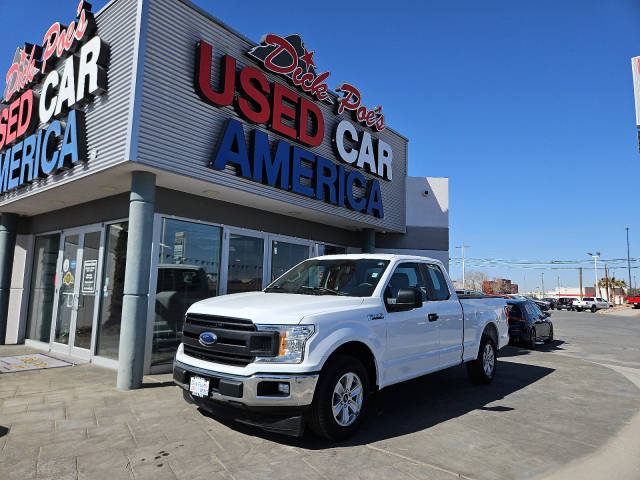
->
<box><xmin>542</xmin><ymin>298</ymin><xmax>558</xmax><ymax>310</ymax></box>
<box><xmin>556</xmin><ymin>297</ymin><xmax>575</xmax><ymax>311</ymax></box>
<box><xmin>628</xmin><ymin>296</ymin><xmax>640</xmax><ymax>309</ymax></box>
<box><xmin>523</xmin><ymin>296</ymin><xmax>551</xmax><ymax>311</ymax></box>
<box><xmin>173</xmin><ymin>254</ymin><xmax>509</xmax><ymax>440</ymax></box>
<box><xmin>573</xmin><ymin>297</ymin><xmax>610</xmax><ymax>312</ymax></box>
<box><xmin>507</xmin><ymin>299</ymin><xmax>554</xmax><ymax>348</ymax></box>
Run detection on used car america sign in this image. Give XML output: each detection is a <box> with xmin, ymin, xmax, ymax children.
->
<box><xmin>195</xmin><ymin>34</ymin><xmax>392</xmax><ymax>218</ymax></box>
<box><xmin>0</xmin><ymin>1</ymin><xmax>107</xmax><ymax>195</ymax></box>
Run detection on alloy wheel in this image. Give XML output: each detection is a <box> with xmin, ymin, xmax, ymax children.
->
<box><xmin>482</xmin><ymin>343</ymin><xmax>495</xmax><ymax>377</ymax></box>
<box><xmin>332</xmin><ymin>372</ymin><xmax>363</xmax><ymax>427</ymax></box>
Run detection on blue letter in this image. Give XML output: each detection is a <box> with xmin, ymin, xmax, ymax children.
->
<box><xmin>212</xmin><ymin>119</ymin><xmax>251</xmax><ymax>178</ymax></box>
<box><xmin>365</xmin><ymin>180</ymin><xmax>384</xmax><ymax>218</ymax></box>
<box><xmin>58</xmin><ymin>110</ymin><xmax>80</xmax><ymax>168</ymax></box>
<box><xmin>20</xmin><ymin>133</ymin><xmax>37</xmax><ymax>184</ymax></box>
<box><xmin>291</xmin><ymin>146</ymin><xmax>315</xmax><ymax>198</ymax></box>
<box><xmin>40</xmin><ymin>121</ymin><xmax>62</xmax><ymax>175</ymax></box>
<box><xmin>315</xmin><ymin>156</ymin><xmax>337</xmax><ymax>204</ymax></box>
<box><xmin>252</xmin><ymin>131</ymin><xmax>290</xmax><ymax>188</ymax></box>
<box><xmin>8</xmin><ymin>142</ymin><xmax>22</xmax><ymax>190</ymax></box>
<box><xmin>346</xmin><ymin>170</ymin><xmax>367</xmax><ymax>211</ymax></box>
<box><xmin>0</xmin><ymin>150</ymin><xmax>10</xmax><ymax>192</ymax></box>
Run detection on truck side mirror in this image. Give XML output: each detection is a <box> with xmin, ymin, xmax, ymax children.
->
<box><xmin>388</xmin><ymin>288</ymin><xmax>423</xmax><ymax>312</ymax></box>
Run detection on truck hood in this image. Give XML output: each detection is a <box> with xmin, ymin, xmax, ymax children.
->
<box><xmin>187</xmin><ymin>291</ymin><xmax>366</xmax><ymax>324</ymax></box>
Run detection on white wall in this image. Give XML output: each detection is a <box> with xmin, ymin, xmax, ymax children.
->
<box><xmin>6</xmin><ymin>234</ymin><xmax>33</xmax><ymax>344</ymax></box>
<box><xmin>406</xmin><ymin>177</ymin><xmax>449</xmax><ymax>228</ymax></box>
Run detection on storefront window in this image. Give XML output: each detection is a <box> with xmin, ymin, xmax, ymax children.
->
<box><xmin>318</xmin><ymin>244</ymin><xmax>347</xmax><ymax>256</ymax></box>
<box><xmin>54</xmin><ymin>234</ymin><xmax>79</xmax><ymax>344</ymax></box>
<box><xmin>270</xmin><ymin>241</ymin><xmax>309</xmax><ymax>282</ymax></box>
<box><xmin>95</xmin><ymin>222</ymin><xmax>128</xmax><ymax>359</ymax></box>
<box><xmin>227</xmin><ymin>234</ymin><xmax>264</xmax><ymax>294</ymax></box>
<box><xmin>25</xmin><ymin>234</ymin><xmax>60</xmax><ymax>343</ymax></box>
<box><xmin>152</xmin><ymin>219</ymin><xmax>222</xmax><ymax>366</ymax></box>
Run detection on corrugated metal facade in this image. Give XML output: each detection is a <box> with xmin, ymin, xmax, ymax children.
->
<box><xmin>135</xmin><ymin>0</ymin><xmax>408</xmax><ymax>233</ymax></box>
<box><xmin>0</xmin><ymin>0</ymin><xmax>139</xmax><ymax>207</ymax></box>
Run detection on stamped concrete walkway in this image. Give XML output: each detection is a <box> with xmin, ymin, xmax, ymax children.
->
<box><xmin>0</xmin><ymin>310</ymin><xmax>639</xmax><ymax>480</ymax></box>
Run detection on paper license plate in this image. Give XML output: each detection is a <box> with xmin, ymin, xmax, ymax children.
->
<box><xmin>189</xmin><ymin>375</ymin><xmax>210</xmax><ymax>397</ymax></box>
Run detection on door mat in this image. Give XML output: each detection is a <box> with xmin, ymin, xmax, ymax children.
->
<box><xmin>0</xmin><ymin>354</ymin><xmax>73</xmax><ymax>373</ymax></box>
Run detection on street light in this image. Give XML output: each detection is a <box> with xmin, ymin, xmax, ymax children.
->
<box><xmin>455</xmin><ymin>245</ymin><xmax>471</xmax><ymax>289</ymax></box>
<box><xmin>587</xmin><ymin>252</ymin><xmax>601</xmax><ymax>297</ymax></box>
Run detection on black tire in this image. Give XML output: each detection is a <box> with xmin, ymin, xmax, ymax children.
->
<box><xmin>576</xmin><ymin>308</ymin><xmax>582</xmax><ymax>312</ymax></box>
<box><xmin>466</xmin><ymin>335</ymin><xmax>497</xmax><ymax>384</ymax></box>
<box><xmin>308</xmin><ymin>355</ymin><xmax>370</xmax><ymax>441</ymax></box>
<box><xmin>545</xmin><ymin>325</ymin><xmax>554</xmax><ymax>343</ymax></box>
<box><xmin>591</xmin><ymin>305</ymin><xmax>597</xmax><ymax>313</ymax></box>
<box><xmin>528</xmin><ymin>328</ymin><xmax>537</xmax><ymax>349</ymax></box>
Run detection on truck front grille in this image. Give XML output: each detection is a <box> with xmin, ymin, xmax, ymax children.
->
<box><xmin>181</xmin><ymin>313</ymin><xmax>278</xmax><ymax>367</ymax></box>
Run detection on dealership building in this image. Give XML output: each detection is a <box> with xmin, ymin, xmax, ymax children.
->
<box><xmin>0</xmin><ymin>0</ymin><xmax>449</xmax><ymax>386</ymax></box>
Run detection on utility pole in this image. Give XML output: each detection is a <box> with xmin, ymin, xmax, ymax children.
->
<box><xmin>604</xmin><ymin>264</ymin><xmax>610</xmax><ymax>302</ymax></box>
<box><xmin>541</xmin><ymin>272</ymin><xmax>545</xmax><ymax>296</ymax></box>
<box><xmin>557</xmin><ymin>275</ymin><xmax>560</xmax><ymax>295</ymax></box>
<box><xmin>627</xmin><ymin>227</ymin><xmax>632</xmax><ymax>297</ymax></box>
<box><xmin>455</xmin><ymin>245</ymin><xmax>471</xmax><ymax>289</ymax></box>
<box><xmin>588</xmin><ymin>252</ymin><xmax>600</xmax><ymax>297</ymax></box>
<box><xmin>579</xmin><ymin>267</ymin><xmax>583</xmax><ymax>298</ymax></box>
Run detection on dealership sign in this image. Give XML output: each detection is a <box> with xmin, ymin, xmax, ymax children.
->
<box><xmin>195</xmin><ymin>34</ymin><xmax>393</xmax><ymax>218</ymax></box>
<box><xmin>0</xmin><ymin>1</ymin><xmax>107</xmax><ymax>195</ymax></box>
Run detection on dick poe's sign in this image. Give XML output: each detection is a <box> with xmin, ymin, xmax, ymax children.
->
<box><xmin>195</xmin><ymin>33</ymin><xmax>394</xmax><ymax>218</ymax></box>
<box><xmin>0</xmin><ymin>1</ymin><xmax>107</xmax><ymax>195</ymax></box>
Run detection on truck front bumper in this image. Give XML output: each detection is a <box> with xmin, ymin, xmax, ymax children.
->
<box><xmin>173</xmin><ymin>359</ymin><xmax>319</xmax><ymax>408</ymax></box>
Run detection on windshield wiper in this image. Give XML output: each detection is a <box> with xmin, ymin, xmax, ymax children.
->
<box><xmin>297</xmin><ymin>285</ymin><xmax>345</xmax><ymax>296</ymax></box>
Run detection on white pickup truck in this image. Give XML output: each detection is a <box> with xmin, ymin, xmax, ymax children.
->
<box><xmin>573</xmin><ymin>297</ymin><xmax>610</xmax><ymax>312</ymax></box>
<box><xmin>173</xmin><ymin>254</ymin><xmax>509</xmax><ymax>440</ymax></box>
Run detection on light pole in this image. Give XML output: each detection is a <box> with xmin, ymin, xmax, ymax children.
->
<box><xmin>587</xmin><ymin>252</ymin><xmax>600</xmax><ymax>297</ymax></box>
<box><xmin>627</xmin><ymin>227</ymin><xmax>632</xmax><ymax>296</ymax></box>
<box><xmin>541</xmin><ymin>272</ymin><xmax>545</xmax><ymax>296</ymax></box>
<box><xmin>456</xmin><ymin>245</ymin><xmax>471</xmax><ymax>289</ymax></box>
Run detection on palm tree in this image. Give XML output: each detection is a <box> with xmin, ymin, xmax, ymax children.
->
<box><xmin>598</xmin><ymin>277</ymin><xmax>627</xmax><ymax>302</ymax></box>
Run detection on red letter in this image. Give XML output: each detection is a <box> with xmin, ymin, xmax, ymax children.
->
<box><xmin>17</xmin><ymin>90</ymin><xmax>34</xmax><ymax>138</ymax></box>
<box><xmin>5</xmin><ymin>98</ymin><xmax>20</xmax><ymax>145</ymax></box>
<box><xmin>298</xmin><ymin>97</ymin><xmax>324</xmax><ymax>147</ymax></box>
<box><xmin>263</xmin><ymin>34</ymin><xmax>297</xmax><ymax>74</ymax></box>
<box><xmin>195</xmin><ymin>41</ymin><xmax>235</xmax><ymax>107</ymax></box>
<box><xmin>336</xmin><ymin>83</ymin><xmax>360</xmax><ymax>114</ymax></box>
<box><xmin>0</xmin><ymin>109</ymin><xmax>8</xmax><ymax>150</ymax></box>
<box><xmin>41</xmin><ymin>22</ymin><xmax>61</xmax><ymax>72</ymax></box>
<box><xmin>271</xmin><ymin>82</ymin><xmax>298</xmax><ymax>140</ymax></box>
<box><xmin>237</xmin><ymin>66</ymin><xmax>270</xmax><ymax>124</ymax></box>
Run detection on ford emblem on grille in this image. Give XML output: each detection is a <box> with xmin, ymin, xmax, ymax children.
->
<box><xmin>199</xmin><ymin>332</ymin><xmax>217</xmax><ymax>346</ymax></box>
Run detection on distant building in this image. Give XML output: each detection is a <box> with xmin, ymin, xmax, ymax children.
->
<box><xmin>483</xmin><ymin>278</ymin><xmax>519</xmax><ymax>294</ymax></box>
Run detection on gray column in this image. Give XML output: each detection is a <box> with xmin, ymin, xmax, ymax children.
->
<box><xmin>117</xmin><ymin>171</ymin><xmax>156</xmax><ymax>390</ymax></box>
<box><xmin>0</xmin><ymin>213</ymin><xmax>18</xmax><ymax>344</ymax></box>
<box><xmin>362</xmin><ymin>228</ymin><xmax>375</xmax><ymax>253</ymax></box>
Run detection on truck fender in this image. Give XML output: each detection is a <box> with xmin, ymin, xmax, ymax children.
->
<box><xmin>307</xmin><ymin>323</ymin><xmax>382</xmax><ymax>387</ymax></box>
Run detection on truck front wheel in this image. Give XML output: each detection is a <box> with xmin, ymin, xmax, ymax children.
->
<box><xmin>308</xmin><ymin>355</ymin><xmax>370</xmax><ymax>441</ymax></box>
<box><xmin>467</xmin><ymin>336</ymin><xmax>497</xmax><ymax>384</ymax></box>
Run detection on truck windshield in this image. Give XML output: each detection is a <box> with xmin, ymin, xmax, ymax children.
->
<box><xmin>264</xmin><ymin>258</ymin><xmax>390</xmax><ymax>297</ymax></box>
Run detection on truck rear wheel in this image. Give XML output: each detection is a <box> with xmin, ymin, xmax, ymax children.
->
<box><xmin>308</xmin><ymin>355</ymin><xmax>369</xmax><ymax>441</ymax></box>
<box><xmin>467</xmin><ymin>335</ymin><xmax>497</xmax><ymax>384</ymax></box>
<box><xmin>591</xmin><ymin>305</ymin><xmax>597</xmax><ymax>313</ymax></box>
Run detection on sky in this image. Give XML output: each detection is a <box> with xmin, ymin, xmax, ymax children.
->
<box><xmin>1</xmin><ymin>0</ymin><xmax>639</xmax><ymax>293</ymax></box>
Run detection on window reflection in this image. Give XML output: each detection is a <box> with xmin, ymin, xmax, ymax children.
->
<box><xmin>152</xmin><ymin>219</ymin><xmax>221</xmax><ymax>366</ymax></box>
<box><xmin>227</xmin><ymin>234</ymin><xmax>264</xmax><ymax>294</ymax></box>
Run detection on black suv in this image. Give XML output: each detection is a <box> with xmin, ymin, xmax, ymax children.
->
<box><xmin>556</xmin><ymin>297</ymin><xmax>575</xmax><ymax>311</ymax></box>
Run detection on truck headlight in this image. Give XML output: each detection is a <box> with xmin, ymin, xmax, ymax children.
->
<box><xmin>255</xmin><ymin>325</ymin><xmax>315</xmax><ymax>363</ymax></box>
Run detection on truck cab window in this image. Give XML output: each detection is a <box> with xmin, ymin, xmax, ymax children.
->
<box><xmin>384</xmin><ymin>263</ymin><xmax>427</xmax><ymax>302</ymax></box>
<box><xmin>420</xmin><ymin>263</ymin><xmax>451</xmax><ymax>301</ymax></box>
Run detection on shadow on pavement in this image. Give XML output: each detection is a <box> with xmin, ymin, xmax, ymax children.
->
<box><xmin>141</xmin><ymin>380</ymin><xmax>176</xmax><ymax>389</ymax></box>
<box><xmin>499</xmin><ymin>340</ymin><xmax>566</xmax><ymax>358</ymax></box>
<box><xmin>202</xmin><ymin>358</ymin><xmax>554</xmax><ymax>448</ymax></box>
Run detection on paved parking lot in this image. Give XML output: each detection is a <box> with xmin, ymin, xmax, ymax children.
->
<box><xmin>1</xmin><ymin>309</ymin><xmax>639</xmax><ymax>479</ymax></box>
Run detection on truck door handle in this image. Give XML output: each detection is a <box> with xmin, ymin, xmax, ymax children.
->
<box><xmin>428</xmin><ymin>313</ymin><xmax>439</xmax><ymax>322</ymax></box>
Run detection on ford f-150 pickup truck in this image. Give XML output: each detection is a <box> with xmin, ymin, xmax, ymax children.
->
<box><xmin>573</xmin><ymin>297</ymin><xmax>610</xmax><ymax>312</ymax></box>
<box><xmin>173</xmin><ymin>254</ymin><xmax>509</xmax><ymax>440</ymax></box>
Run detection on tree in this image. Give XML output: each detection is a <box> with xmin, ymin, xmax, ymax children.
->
<box><xmin>598</xmin><ymin>277</ymin><xmax>627</xmax><ymax>300</ymax></box>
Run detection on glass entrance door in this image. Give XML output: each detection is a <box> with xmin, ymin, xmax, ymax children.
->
<box><xmin>51</xmin><ymin>228</ymin><xmax>103</xmax><ymax>359</ymax></box>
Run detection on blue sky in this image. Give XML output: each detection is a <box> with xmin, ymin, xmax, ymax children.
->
<box><xmin>1</xmin><ymin>0</ymin><xmax>639</xmax><ymax>292</ymax></box>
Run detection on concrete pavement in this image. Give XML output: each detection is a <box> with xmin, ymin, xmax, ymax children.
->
<box><xmin>0</xmin><ymin>309</ymin><xmax>638</xmax><ymax>479</ymax></box>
